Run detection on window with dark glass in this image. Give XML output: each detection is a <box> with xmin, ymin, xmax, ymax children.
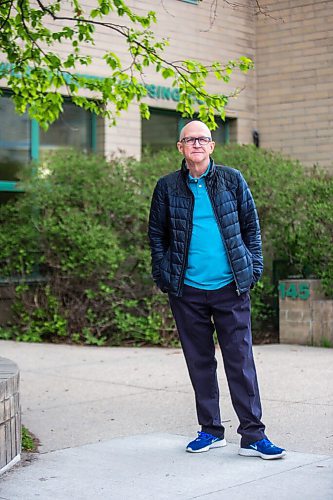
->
<box><xmin>39</xmin><ymin>100</ymin><xmax>93</xmax><ymax>158</ymax></box>
<box><xmin>0</xmin><ymin>93</ymin><xmax>29</xmax><ymax>203</ymax></box>
<box><xmin>142</xmin><ymin>108</ymin><xmax>180</xmax><ymax>151</ymax></box>
<box><xmin>0</xmin><ymin>95</ymin><xmax>30</xmax><ymax>169</ymax></box>
<box><xmin>0</xmin><ymin>93</ymin><xmax>98</xmax><ymax>204</ymax></box>
<box><xmin>142</xmin><ymin>107</ymin><xmax>232</xmax><ymax>153</ymax></box>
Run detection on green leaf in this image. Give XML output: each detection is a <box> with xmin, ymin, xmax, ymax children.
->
<box><xmin>161</xmin><ymin>68</ymin><xmax>175</xmax><ymax>79</ymax></box>
<box><xmin>139</xmin><ymin>102</ymin><xmax>150</xmax><ymax>119</ymax></box>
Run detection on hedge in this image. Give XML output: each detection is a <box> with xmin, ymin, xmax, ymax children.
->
<box><xmin>0</xmin><ymin>145</ymin><xmax>331</xmax><ymax>346</ymax></box>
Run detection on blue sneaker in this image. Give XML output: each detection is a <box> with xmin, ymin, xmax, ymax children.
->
<box><xmin>239</xmin><ymin>438</ymin><xmax>286</xmax><ymax>460</ymax></box>
<box><xmin>186</xmin><ymin>431</ymin><xmax>227</xmax><ymax>453</ymax></box>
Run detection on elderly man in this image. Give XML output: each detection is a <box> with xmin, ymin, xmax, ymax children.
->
<box><xmin>148</xmin><ymin>120</ymin><xmax>285</xmax><ymax>460</ymax></box>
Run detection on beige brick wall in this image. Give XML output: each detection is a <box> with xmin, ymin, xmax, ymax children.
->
<box><xmin>4</xmin><ymin>1</ymin><xmax>332</xmax><ymax>167</ymax></box>
<box><xmin>256</xmin><ymin>0</ymin><xmax>333</xmax><ymax>171</ymax></box>
<box><xmin>11</xmin><ymin>0</ymin><xmax>254</xmax><ymax>159</ymax></box>
<box><xmin>104</xmin><ymin>103</ymin><xmax>142</xmax><ymax>160</ymax></box>
<box><xmin>95</xmin><ymin>0</ymin><xmax>257</xmax><ymax>158</ymax></box>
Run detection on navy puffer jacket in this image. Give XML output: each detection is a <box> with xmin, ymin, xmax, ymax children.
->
<box><xmin>148</xmin><ymin>158</ymin><xmax>263</xmax><ymax>296</ymax></box>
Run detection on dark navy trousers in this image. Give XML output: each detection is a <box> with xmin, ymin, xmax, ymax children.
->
<box><xmin>168</xmin><ymin>282</ymin><xmax>266</xmax><ymax>447</ymax></box>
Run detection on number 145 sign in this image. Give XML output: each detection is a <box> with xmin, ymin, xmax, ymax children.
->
<box><xmin>278</xmin><ymin>282</ymin><xmax>310</xmax><ymax>300</ymax></box>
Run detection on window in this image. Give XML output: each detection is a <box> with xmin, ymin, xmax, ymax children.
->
<box><xmin>0</xmin><ymin>92</ymin><xmax>98</xmax><ymax>203</ymax></box>
<box><xmin>142</xmin><ymin>107</ymin><xmax>232</xmax><ymax>153</ymax></box>
<box><xmin>0</xmin><ymin>95</ymin><xmax>30</xmax><ymax>169</ymax></box>
<box><xmin>0</xmin><ymin>93</ymin><xmax>29</xmax><ymax>203</ymax></box>
<box><xmin>211</xmin><ymin>117</ymin><xmax>231</xmax><ymax>144</ymax></box>
<box><xmin>142</xmin><ymin>109</ymin><xmax>180</xmax><ymax>152</ymax></box>
<box><xmin>39</xmin><ymin>100</ymin><xmax>94</xmax><ymax>159</ymax></box>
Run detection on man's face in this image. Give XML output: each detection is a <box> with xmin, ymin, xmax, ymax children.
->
<box><xmin>177</xmin><ymin>122</ymin><xmax>215</xmax><ymax>166</ymax></box>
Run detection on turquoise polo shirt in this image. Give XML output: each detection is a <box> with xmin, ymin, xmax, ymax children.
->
<box><xmin>184</xmin><ymin>164</ymin><xmax>233</xmax><ymax>290</ymax></box>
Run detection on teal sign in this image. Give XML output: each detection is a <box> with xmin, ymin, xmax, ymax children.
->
<box><xmin>144</xmin><ymin>83</ymin><xmax>203</xmax><ymax>104</ymax></box>
<box><xmin>278</xmin><ymin>282</ymin><xmax>310</xmax><ymax>300</ymax></box>
<box><xmin>144</xmin><ymin>84</ymin><xmax>180</xmax><ymax>102</ymax></box>
<box><xmin>0</xmin><ymin>63</ymin><xmax>203</xmax><ymax>105</ymax></box>
<box><xmin>0</xmin><ymin>64</ymin><xmax>200</xmax><ymax>104</ymax></box>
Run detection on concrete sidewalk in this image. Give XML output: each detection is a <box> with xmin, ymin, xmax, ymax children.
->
<box><xmin>0</xmin><ymin>340</ymin><xmax>332</xmax><ymax>499</ymax></box>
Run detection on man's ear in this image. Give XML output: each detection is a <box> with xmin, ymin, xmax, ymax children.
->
<box><xmin>177</xmin><ymin>142</ymin><xmax>184</xmax><ymax>154</ymax></box>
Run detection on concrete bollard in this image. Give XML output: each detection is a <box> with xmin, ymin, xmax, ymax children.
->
<box><xmin>0</xmin><ymin>357</ymin><xmax>21</xmax><ymax>475</ymax></box>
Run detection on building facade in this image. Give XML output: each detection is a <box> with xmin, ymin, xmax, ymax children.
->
<box><xmin>0</xmin><ymin>0</ymin><xmax>332</xmax><ymax>195</ymax></box>
<box><xmin>256</xmin><ymin>0</ymin><xmax>333</xmax><ymax>169</ymax></box>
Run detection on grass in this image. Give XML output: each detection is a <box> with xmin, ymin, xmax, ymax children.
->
<box><xmin>22</xmin><ymin>425</ymin><xmax>38</xmax><ymax>452</ymax></box>
<box><xmin>320</xmin><ymin>337</ymin><xmax>332</xmax><ymax>348</ymax></box>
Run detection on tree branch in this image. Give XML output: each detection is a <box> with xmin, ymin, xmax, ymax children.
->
<box><xmin>1</xmin><ymin>0</ymin><xmax>254</xmax><ymax>128</ymax></box>
<box><xmin>14</xmin><ymin>0</ymin><xmax>248</xmax><ymax>104</ymax></box>
<box><xmin>35</xmin><ymin>0</ymin><xmax>134</xmax><ymax>38</ymax></box>
<box><xmin>0</xmin><ymin>0</ymin><xmax>13</xmax><ymax>31</ymax></box>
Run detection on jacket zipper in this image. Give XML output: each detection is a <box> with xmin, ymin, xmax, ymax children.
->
<box><xmin>206</xmin><ymin>184</ymin><xmax>241</xmax><ymax>296</ymax></box>
<box><xmin>177</xmin><ymin>191</ymin><xmax>194</xmax><ymax>296</ymax></box>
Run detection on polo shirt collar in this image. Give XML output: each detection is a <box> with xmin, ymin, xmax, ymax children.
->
<box><xmin>188</xmin><ymin>162</ymin><xmax>211</xmax><ymax>183</ymax></box>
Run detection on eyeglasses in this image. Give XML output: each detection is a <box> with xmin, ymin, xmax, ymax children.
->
<box><xmin>181</xmin><ymin>136</ymin><xmax>212</xmax><ymax>145</ymax></box>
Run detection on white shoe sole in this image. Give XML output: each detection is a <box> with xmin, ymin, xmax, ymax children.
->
<box><xmin>186</xmin><ymin>438</ymin><xmax>227</xmax><ymax>453</ymax></box>
<box><xmin>238</xmin><ymin>448</ymin><xmax>286</xmax><ymax>460</ymax></box>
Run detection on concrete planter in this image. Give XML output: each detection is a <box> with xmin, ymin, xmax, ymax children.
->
<box><xmin>279</xmin><ymin>279</ymin><xmax>333</xmax><ymax>346</ymax></box>
<box><xmin>0</xmin><ymin>357</ymin><xmax>21</xmax><ymax>475</ymax></box>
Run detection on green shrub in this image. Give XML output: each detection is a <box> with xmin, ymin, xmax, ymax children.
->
<box><xmin>0</xmin><ymin>145</ymin><xmax>332</xmax><ymax>346</ymax></box>
<box><xmin>0</xmin><ymin>150</ymin><xmax>177</xmax><ymax>345</ymax></box>
<box><xmin>22</xmin><ymin>425</ymin><xmax>37</xmax><ymax>452</ymax></box>
<box><xmin>293</xmin><ymin>172</ymin><xmax>333</xmax><ymax>295</ymax></box>
<box><xmin>213</xmin><ymin>146</ymin><xmax>333</xmax><ymax>295</ymax></box>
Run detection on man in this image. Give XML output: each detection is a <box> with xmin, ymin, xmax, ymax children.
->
<box><xmin>148</xmin><ymin>120</ymin><xmax>285</xmax><ymax>460</ymax></box>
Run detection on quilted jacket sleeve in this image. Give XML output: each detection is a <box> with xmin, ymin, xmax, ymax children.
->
<box><xmin>236</xmin><ymin>172</ymin><xmax>263</xmax><ymax>284</ymax></box>
<box><xmin>148</xmin><ymin>179</ymin><xmax>170</xmax><ymax>288</ymax></box>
